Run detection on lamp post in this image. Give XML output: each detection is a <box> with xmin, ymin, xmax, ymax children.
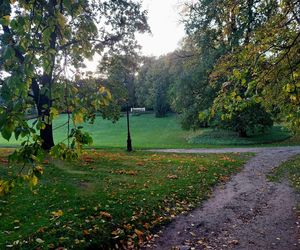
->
<box><xmin>126</xmin><ymin>100</ymin><xmax>132</xmax><ymax>152</ymax></box>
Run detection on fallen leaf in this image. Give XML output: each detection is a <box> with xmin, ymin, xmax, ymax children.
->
<box><xmin>83</xmin><ymin>229</ymin><xmax>90</xmax><ymax>236</ymax></box>
<box><xmin>167</xmin><ymin>175</ymin><xmax>178</xmax><ymax>179</ymax></box>
<box><xmin>134</xmin><ymin>229</ymin><xmax>143</xmax><ymax>236</ymax></box>
<box><xmin>100</xmin><ymin>211</ymin><xmax>112</xmax><ymax>219</ymax></box>
<box><xmin>228</xmin><ymin>240</ymin><xmax>239</xmax><ymax>245</ymax></box>
<box><xmin>36</xmin><ymin>238</ymin><xmax>44</xmax><ymax>244</ymax></box>
<box><xmin>51</xmin><ymin>210</ymin><xmax>63</xmax><ymax>218</ymax></box>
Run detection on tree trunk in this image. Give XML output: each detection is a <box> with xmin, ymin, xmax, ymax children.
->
<box><xmin>238</xmin><ymin>129</ymin><xmax>248</xmax><ymax>137</ymax></box>
<box><xmin>40</xmin><ymin>123</ymin><xmax>55</xmax><ymax>150</ymax></box>
<box><xmin>36</xmin><ymin>94</ymin><xmax>55</xmax><ymax>151</ymax></box>
<box><xmin>36</xmin><ymin>0</ymin><xmax>57</xmax><ymax>151</ymax></box>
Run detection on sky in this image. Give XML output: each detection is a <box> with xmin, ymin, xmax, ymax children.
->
<box><xmin>136</xmin><ymin>0</ymin><xmax>186</xmax><ymax>57</ymax></box>
<box><xmin>85</xmin><ymin>0</ymin><xmax>186</xmax><ymax>72</ymax></box>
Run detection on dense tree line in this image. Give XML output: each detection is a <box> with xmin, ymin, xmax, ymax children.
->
<box><xmin>130</xmin><ymin>0</ymin><xmax>300</xmax><ymax>137</ymax></box>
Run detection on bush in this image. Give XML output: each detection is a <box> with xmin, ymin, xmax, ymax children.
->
<box><xmin>220</xmin><ymin>102</ymin><xmax>273</xmax><ymax>137</ymax></box>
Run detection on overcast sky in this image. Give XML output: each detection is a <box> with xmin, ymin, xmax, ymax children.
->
<box><xmin>85</xmin><ymin>0</ymin><xmax>186</xmax><ymax>72</ymax></box>
<box><xmin>136</xmin><ymin>0</ymin><xmax>186</xmax><ymax>57</ymax></box>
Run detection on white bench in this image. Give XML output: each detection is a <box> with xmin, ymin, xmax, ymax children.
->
<box><xmin>131</xmin><ymin>107</ymin><xmax>146</xmax><ymax>112</ymax></box>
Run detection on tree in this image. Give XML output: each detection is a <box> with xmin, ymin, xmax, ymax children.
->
<box><xmin>208</xmin><ymin>0</ymin><xmax>300</xmax><ymax>133</ymax></box>
<box><xmin>98</xmin><ymin>53</ymin><xmax>140</xmax><ymax>110</ymax></box>
<box><xmin>0</xmin><ymin>0</ymin><xmax>148</xmax><ymax>150</ymax></box>
<box><xmin>182</xmin><ymin>0</ymin><xmax>300</xmax><ymax>133</ymax></box>
<box><xmin>135</xmin><ymin>56</ymin><xmax>156</xmax><ymax>110</ymax></box>
<box><xmin>0</xmin><ymin>0</ymin><xmax>148</xmax><ymax>194</ymax></box>
<box><xmin>168</xmin><ymin>39</ymin><xmax>216</xmax><ymax>129</ymax></box>
<box><xmin>135</xmin><ymin>55</ymin><xmax>172</xmax><ymax>117</ymax></box>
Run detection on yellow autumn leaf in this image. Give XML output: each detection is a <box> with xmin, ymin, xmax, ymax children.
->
<box><xmin>57</xmin><ymin>13</ymin><xmax>66</xmax><ymax>29</ymax></box>
<box><xmin>104</xmin><ymin>89</ymin><xmax>112</xmax><ymax>100</ymax></box>
<box><xmin>73</xmin><ymin>112</ymin><xmax>84</xmax><ymax>124</ymax></box>
<box><xmin>290</xmin><ymin>95</ymin><xmax>297</xmax><ymax>102</ymax></box>
<box><xmin>98</xmin><ymin>86</ymin><xmax>105</xmax><ymax>94</ymax></box>
<box><xmin>2</xmin><ymin>15</ymin><xmax>10</xmax><ymax>25</ymax></box>
<box><xmin>134</xmin><ymin>229</ymin><xmax>143</xmax><ymax>236</ymax></box>
<box><xmin>50</xmin><ymin>107</ymin><xmax>59</xmax><ymax>119</ymax></box>
<box><xmin>34</xmin><ymin>165</ymin><xmax>44</xmax><ymax>175</ymax></box>
<box><xmin>0</xmin><ymin>180</ymin><xmax>5</xmax><ymax>195</ymax></box>
<box><xmin>30</xmin><ymin>175</ymin><xmax>38</xmax><ymax>187</ymax></box>
<box><xmin>51</xmin><ymin>210</ymin><xmax>64</xmax><ymax>218</ymax></box>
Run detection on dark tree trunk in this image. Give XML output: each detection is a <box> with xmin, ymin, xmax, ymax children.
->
<box><xmin>36</xmin><ymin>0</ymin><xmax>57</xmax><ymax>151</ymax></box>
<box><xmin>31</xmin><ymin>78</ymin><xmax>55</xmax><ymax>150</ymax></box>
<box><xmin>40</xmin><ymin>123</ymin><xmax>55</xmax><ymax>150</ymax></box>
<box><xmin>36</xmin><ymin>93</ymin><xmax>55</xmax><ymax>150</ymax></box>
<box><xmin>238</xmin><ymin>129</ymin><xmax>248</xmax><ymax>137</ymax></box>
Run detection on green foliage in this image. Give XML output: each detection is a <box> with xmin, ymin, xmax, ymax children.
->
<box><xmin>213</xmin><ymin>93</ymin><xmax>273</xmax><ymax>137</ymax></box>
<box><xmin>0</xmin><ymin>0</ymin><xmax>149</xmax><ymax>194</ymax></box>
<box><xmin>206</xmin><ymin>0</ymin><xmax>300</xmax><ymax>133</ymax></box>
<box><xmin>98</xmin><ymin>53</ymin><xmax>140</xmax><ymax>111</ymax></box>
<box><xmin>135</xmin><ymin>55</ymin><xmax>177</xmax><ymax>117</ymax></box>
<box><xmin>180</xmin><ymin>0</ymin><xmax>300</xmax><ymax>134</ymax></box>
<box><xmin>224</xmin><ymin>103</ymin><xmax>273</xmax><ymax>137</ymax></box>
<box><xmin>154</xmin><ymin>83</ymin><xmax>169</xmax><ymax>117</ymax></box>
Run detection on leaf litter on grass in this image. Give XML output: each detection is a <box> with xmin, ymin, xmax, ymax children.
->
<box><xmin>0</xmin><ymin>149</ymin><xmax>249</xmax><ymax>249</ymax></box>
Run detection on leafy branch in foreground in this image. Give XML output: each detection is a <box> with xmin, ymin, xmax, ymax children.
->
<box><xmin>0</xmin><ymin>0</ymin><xmax>149</xmax><ymax>195</ymax></box>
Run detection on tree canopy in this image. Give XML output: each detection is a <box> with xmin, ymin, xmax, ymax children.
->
<box><xmin>0</xmin><ymin>0</ymin><xmax>148</xmax><ymax>194</ymax></box>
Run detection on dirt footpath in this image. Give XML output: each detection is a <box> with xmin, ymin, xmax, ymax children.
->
<box><xmin>145</xmin><ymin>147</ymin><xmax>300</xmax><ymax>250</ymax></box>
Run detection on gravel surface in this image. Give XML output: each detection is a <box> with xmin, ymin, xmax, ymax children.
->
<box><xmin>144</xmin><ymin>147</ymin><xmax>300</xmax><ymax>250</ymax></box>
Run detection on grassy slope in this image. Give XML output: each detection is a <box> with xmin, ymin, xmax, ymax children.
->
<box><xmin>0</xmin><ymin>113</ymin><xmax>297</xmax><ymax>148</ymax></box>
<box><xmin>188</xmin><ymin>126</ymin><xmax>292</xmax><ymax>146</ymax></box>
<box><xmin>0</xmin><ymin>149</ymin><xmax>249</xmax><ymax>249</ymax></box>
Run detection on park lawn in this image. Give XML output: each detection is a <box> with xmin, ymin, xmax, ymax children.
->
<box><xmin>0</xmin><ymin>149</ymin><xmax>249</xmax><ymax>249</ymax></box>
<box><xmin>188</xmin><ymin>126</ymin><xmax>292</xmax><ymax>146</ymax></box>
<box><xmin>268</xmin><ymin>155</ymin><xmax>300</xmax><ymax>191</ymax></box>
<box><xmin>0</xmin><ymin>113</ymin><xmax>296</xmax><ymax>149</ymax></box>
<box><xmin>0</xmin><ymin>113</ymin><xmax>198</xmax><ymax>149</ymax></box>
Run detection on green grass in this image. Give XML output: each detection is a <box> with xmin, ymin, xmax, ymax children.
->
<box><xmin>268</xmin><ymin>155</ymin><xmax>300</xmax><ymax>191</ymax></box>
<box><xmin>0</xmin><ymin>114</ymin><xmax>198</xmax><ymax>149</ymax></box>
<box><xmin>188</xmin><ymin>126</ymin><xmax>292</xmax><ymax>146</ymax></box>
<box><xmin>0</xmin><ymin>113</ymin><xmax>298</xmax><ymax>148</ymax></box>
<box><xmin>268</xmin><ymin>154</ymin><xmax>300</xmax><ymax>223</ymax></box>
<box><xmin>0</xmin><ymin>149</ymin><xmax>249</xmax><ymax>249</ymax></box>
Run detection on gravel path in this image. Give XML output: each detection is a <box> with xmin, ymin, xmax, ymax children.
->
<box><xmin>145</xmin><ymin>146</ymin><xmax>300</xmax><ymax>250</ymax></box>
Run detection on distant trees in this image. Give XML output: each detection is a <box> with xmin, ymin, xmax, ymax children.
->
<box><xmin>135</xmin><ymin>55</ymin><xmax>174</xmax><ymax>117</ymax></box>
<box><xmin>98</xmin><ymin>53</ymin><xmax>140</xmax><ymax>116</ymax></box>
<box><xmin>132</xmin><ymin>0</ymin><xmax>300</xmax><ymax>136</ymax></box>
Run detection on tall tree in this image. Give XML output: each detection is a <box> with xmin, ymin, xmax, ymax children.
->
<box><xmin>135</xmin><ymin>55</ymin><xmax>173</xmax><ymax>117</ymax></box>
<box><xmin>0</xmin><ymin>0</ymin><xmax>148</xmax><ymax>150</ymax></box>
<box><xmin>181</xmin><ymin>0</ymin><xmax>300</xmax><ymax>134</ymax></box>
<box><xmin>209</xmin><ymin>0</ymin><xmax>300</xmax><ymax>133</ymax></box>
<box><xmin>98</xmin><ymin>52</ymin><xmax>140</xmax><ymax>111</ymax></box>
